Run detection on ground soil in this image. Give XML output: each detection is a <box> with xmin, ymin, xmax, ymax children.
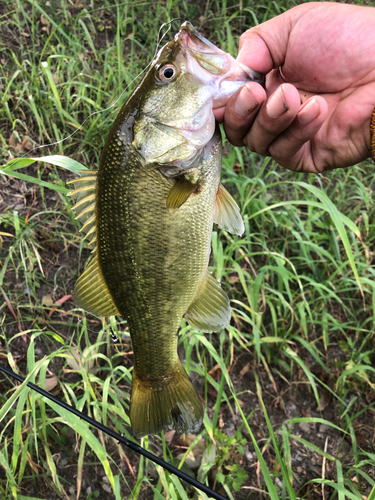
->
<box><xmin>1</xmin><ymin>166</ymin><xmax>375</xmax><ymax>499</ymax></box>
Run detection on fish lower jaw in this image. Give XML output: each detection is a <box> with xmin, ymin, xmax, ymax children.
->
<box><xmin>212</xmin><ymin>78</ymin><xmax>251</xmax><ymax>108</ymax></box>
<box><xmin>158</xmin><ymin>124</ymin><xmax>218</xmax><ymax>175</ymax></box>
<box><xmin>158</xmin><ymin>149</ymin><xmax>204</xmax><ymax>176</ymax></box>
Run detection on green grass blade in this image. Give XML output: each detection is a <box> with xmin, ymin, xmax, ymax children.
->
<box><xmin>41</xmin><ymin>61</ymin><xmax>62</xmax><ymax>110</ymax></box>
<box><xmin>77</xmin><ymin>437</ymin><xmax>86</xmax><ymax>499</ymax></box>
<box><xmin>284</xmin><ymin>346</ymin><xmax>321</xmax><ymax>409</ymax></box>
<box><xmin>368</xmin><ymin>484</ymin><xmax>375</xmax><ymax>500</ymax></box>
<box><xmin>296</xmin><ymin>181</ymin><xmax>362</xmax><ymax>293</ymax></box>
<box><xmin>1</xmin><ymin>155</ymin><xmax>87</xmax><ymax>193</ymax></box>
<box><xmin>42</xmin><ymin>400</ymin><xmax>115</xmax><ymax>492</ymax></box>
<box><xmin>10</xmin><ymin>380</ymin><xmax>29</xmax><ymax>475</ymax></box>
<box><xmin>229</xmin><ymin>386</ymin><xmax>278</xmax><ymax>498</ymax></box>
<box><xmin>0</xmin><ymin>441</ymin><xmax>17</xmax><ymax>498</ymax></box>
<box><xmin>0</xmin><ymin>359</ymin><xmax>46</xmax><ymax>423</ymax></box>
<box><xmin>2</xmin><ymin>155</ymin><xmax>87</xmax><ymax>173</ymax></box>
<box><xmin>289</xmin><ymin>435</ymin><xmax>335</xmax><ymax>461</ymax></box>
<box><xmin>0</xmin><ymin>168</ymin><xmax>69</xmax><ymax>193</ymax></box>
<box><xmin>309</xmin><ymin>479</ymin><xmax>362</xmax><ymax>500</ymax></box>
<box><xmin>255</xmin><ymin>373</ymin><xmax>297</xmax><ymax>500</ymax></box>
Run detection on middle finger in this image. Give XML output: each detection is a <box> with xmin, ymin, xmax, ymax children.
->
<box><xmin>242</xmin><ymin>83</ymin><xmax>301</xmax><ymax>155</ymax></box>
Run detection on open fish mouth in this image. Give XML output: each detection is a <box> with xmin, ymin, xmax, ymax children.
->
<box><xmin>176</xmin><ymin>21</ymin><xmax>264</xmax><ymax>86</ymax></box>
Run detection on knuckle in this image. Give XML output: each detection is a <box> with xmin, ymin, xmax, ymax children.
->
<box><xmin>243</xmin><ymin>134</ymin><xmax>256</xmax><ymax>152</ymax></box>
<box><xmin>239</xmin><ymin>29</ymin><xmax>253</xmax><ymax>47</ymax></box>
<box><xmin>226</xmin><ymin>131</ymin><xmax>245</xmax><ymax>148</ymax></box>
<box><xmin>243</xmin><ymin>135</ymin><xmax>268</xmax><ymax>155</ymax></box>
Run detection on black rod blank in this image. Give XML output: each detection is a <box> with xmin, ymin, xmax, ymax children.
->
<box><xmin>0</xmin><ymin>363</ymin><xmax>227</xmax><ymax>500</ymax></box>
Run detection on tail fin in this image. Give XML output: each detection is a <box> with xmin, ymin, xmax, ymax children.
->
<box><xmin>130</xmin><ymin>361</ymin><xmax>203</xmax><ymax>437</ymax></box>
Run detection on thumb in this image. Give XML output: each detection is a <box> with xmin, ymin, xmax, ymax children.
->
<box><xmin>237</xmin><ymin>4</ymin><xmax>310</xmax><ymax>74</ymax></box>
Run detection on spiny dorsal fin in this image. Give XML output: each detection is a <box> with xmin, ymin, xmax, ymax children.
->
<box><xmin>73</xmin><ymin>254</ymin><xmax>120</xmax><ymax>317</ymax></box>
<box><xmin>67</xmin><ymin>172</ymin><xmax>97</xmax><ymax>246</ymax></box>
<box><xmin>213</xmin><ymin>183</ymin><xmax>244</xmax><ymax>236</ymax></box>
<box><xmin>185</xmin><ymin>272</ymin><xmax>231</xmax><ymax>332</ymax></box>
<box><xmin>68</xmin><ymin>172</ymin><xmax>118</xmax><ymax>317</ymax></box>
<box><xmin>166</xmin><ymin>177</ymin><xmax>197</xmax><ymax>210</ymax></box>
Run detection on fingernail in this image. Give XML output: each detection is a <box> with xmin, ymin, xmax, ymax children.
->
<box><xmin>234</xmin><ymin>84</ymin><xmax>258</xmax><ymax>117</ymax></box>
<box><xmin>266</xmin><ymin>85</ymin><xmax>288</xmax><ymax>119</ymax></box>
<box><xmin>297</xmin><ymin>98</ymin><xmax>320</xmax><ymax>125</ymax></box>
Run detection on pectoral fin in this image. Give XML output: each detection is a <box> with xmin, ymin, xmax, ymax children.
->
<box><xmin>166</xmin><ymin>177</ymin><xmax>197</xmax><ymax>210</ymax></box>
<box><xmin>213</xmin><ymin>184</ymin><xmax>244</xmax><ymax>236</ymax></box>
<box><xmin>74</xmin><ymin>254</ymin><xmax>120</xmax><ymax>317</ymax></box>
<box><xmin>185</xmin><ymin>273</ymin><xmax>231</xmax><ymax>332</ymax></box>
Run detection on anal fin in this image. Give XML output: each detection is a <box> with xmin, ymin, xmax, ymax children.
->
<box><xmin>213</xmin><ymin>183</ymin><xmax>244</xmax><ymax>236</ymax></box>
<box><xmin>185</xmin><ymin>273</ymin><xmax>231</xmax><ymax>332</ymax></box>
<box><xmin>74</xmin><ymin>254</ymin><xmax>120</xmax><ymax>317</ymax></box>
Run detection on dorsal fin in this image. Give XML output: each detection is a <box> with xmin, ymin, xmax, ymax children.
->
<box><xmin>68</xmin><ymin>171</ymin><xmax>119</xmax><ymax>317</ymax></box>
<box><xmin>67</xmin><ymin>172</ymin><xmax>98</xmax><ymax>247</ymax></box>
<box><xmin>73</xmin><ymin>254</ymin><xmax>120</xmax><ymax>317</ymax></box>
<box><xmin>213</xmin><ymin>183</ymin><xmax>244</xmax><ymax>236</ymax></box>
<box><xmin>185</xmin><ymin>272</ymin><xmax>231</xmax><ymax>332</ymax></box>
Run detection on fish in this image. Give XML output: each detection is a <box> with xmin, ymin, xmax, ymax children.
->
<box><xmin>67</xmin><ymin>22</ymin><xmax>263</xmax><ymax>437</ymax></box>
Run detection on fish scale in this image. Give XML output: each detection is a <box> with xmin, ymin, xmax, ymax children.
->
<box><xmin>98</xmin><ymin>135</ymin><xmax>222</xmax><ymax>378</ymax></box>
<box><xmin>68</xmin><ymin>21</ymin><xmax>263</xmax><ymax>437</ymax></box>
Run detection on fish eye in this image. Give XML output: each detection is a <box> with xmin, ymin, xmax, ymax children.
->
<box><xmin>158</xmin><ymin>64</ymin><xmax>177</xmax><ymax>82</ymax></box>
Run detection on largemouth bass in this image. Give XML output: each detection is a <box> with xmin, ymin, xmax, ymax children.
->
<box><xmin>68</xmin><ymin>22</ymin><xmax>263</xmax><ymax>437</ymax></box>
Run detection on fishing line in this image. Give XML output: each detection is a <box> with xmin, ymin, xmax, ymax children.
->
<box><xmin>12</xmin><ymin>18</ymin><xmax>186</xmax><ymax>164</ymax></box>
<box><xmin>0</xmin><ymin>363</ymin><xmax>228</xmax><ymax>500</ymax></box>
<box><xmin>14</xmin><ymin>68</ymin><xmax>146</xmax><ymax>163</ymax></box>
<box><xmin>154</xmin><ymin>18</ymin><xmax>187</xmax><ymax>57</ymax></box>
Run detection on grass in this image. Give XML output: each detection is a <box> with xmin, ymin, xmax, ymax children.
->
<box><xmin>1</xmin><ymin>0</ymin><xmax>375</xmax><ymax>499</ymax></box>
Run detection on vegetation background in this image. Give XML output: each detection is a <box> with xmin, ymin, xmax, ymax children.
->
<box><xmin>1</xmin><ymin>0</ymin><xmax>375</xmax><ymax>499</ymax></box>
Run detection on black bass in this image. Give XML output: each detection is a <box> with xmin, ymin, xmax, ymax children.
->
<box><xmin>68</xmin><ymin>22</ymin><xmax>263</xmax><ymax>437</ymax></box>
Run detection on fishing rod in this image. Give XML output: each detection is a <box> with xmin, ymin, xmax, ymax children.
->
<box><xmin>0</xmin><ymin>363</ymin><xmax>227</xmax><ymax>500</ymax></box>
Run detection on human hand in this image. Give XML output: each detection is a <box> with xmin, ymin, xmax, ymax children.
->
<box><xmin>215</xmin><ymin>2</ymin><xmax>375</xmax><ymax>172</ymax></box>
